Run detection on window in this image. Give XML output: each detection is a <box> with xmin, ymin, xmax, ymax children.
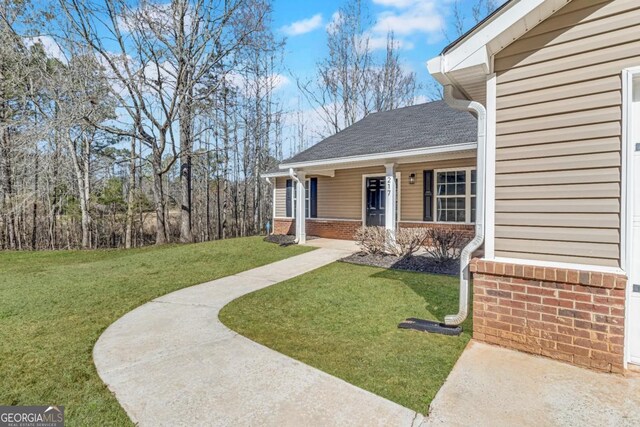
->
<box><xmin>434</xmin><ymin>168</ymin><xmax>476</xmax><ymax>223</ymax></box>
<box><xmin>286</xmin><ymin>178</ymin><xmax>317</xmax><ymax>218</ymax></box>
<box><xmin>470</xmin><ymin>169</ymin><xmax>477</xmax><ymax>223</ymax></box>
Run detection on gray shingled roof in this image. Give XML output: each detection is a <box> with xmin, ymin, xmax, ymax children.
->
<box><xmin>281</xmin><ymin>101</ymin><xmax>477</xmax><ymax>166</ymax></box>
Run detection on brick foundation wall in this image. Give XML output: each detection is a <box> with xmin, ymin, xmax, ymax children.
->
<box><xmin>273</xmin><ymin>218</ymin><xmax>362</xmax><ymax>240</ymax></box>
<box><xmin>307</xmin><ymin>219</ymin><xmax>362</xmax><ymax>240</ymax></box>
<box><xmin>274</xmin><ymin>219</ymin><xmax>475</xmax><ymax>241</ymax></box>
<box><xmin>471</xmin><ymin>259</ymin><xmax>628</xmax><ymax>373</ymax></box>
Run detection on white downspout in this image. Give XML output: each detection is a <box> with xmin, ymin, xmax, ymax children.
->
<box><xmin>443</xmin><ymin>85</ymin><xmax>487</xmax><ymax>326</ymax></box>
<box><xmin>288</xmin><ymin>168</ymin><xmax>303</xmax><ymax>244</ymax></box>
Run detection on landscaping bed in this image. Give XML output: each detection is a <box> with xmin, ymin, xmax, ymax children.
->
<box><xmin>263</xmin><ymin>234</ymin><xmax>296</xmax><ymax>246</ymax></box>
<box><xmin>341</xmin><ymin>252</ymin><xmax>459</xmax><ymax>276</ymax></box>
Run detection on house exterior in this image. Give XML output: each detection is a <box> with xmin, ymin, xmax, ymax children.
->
<box><xmin>428</xmin><ymin>0</ymin><xmax>638</xmax><ymax>373</ymax></box>
<box><xmin>264</xmin><ymin>101</ymin><xmax>479</xmax><ymax>243</ymax></box>
<box><xmin>268</xmin><ymin>0</ymin><xmax>640</xmax><ymax>374</ymax></box>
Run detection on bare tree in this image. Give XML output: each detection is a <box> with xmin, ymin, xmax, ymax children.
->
<box><xmin>428</xmin><ymin>0</ymin><xmax>500</xmax><ymax>100</ymax></box>
<box><xmin>299</xmin><ymin>0</ymin><xmax>418</xmax><ymax>136</ymax></box>
<box><xmin>1</xmin><ymin>0</ymin><xmax>293</xmax><ymax>251</ymax></box>
<box><xmin>372</xmin><ymin>33</ymin><xmax>418</xmax><ymax>112</ymax></box>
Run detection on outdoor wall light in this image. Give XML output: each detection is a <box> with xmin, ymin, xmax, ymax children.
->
<box><xmin>409</xmin><ymin>173</ymin><xmax>416</xmax><ymax>185</ymax></box>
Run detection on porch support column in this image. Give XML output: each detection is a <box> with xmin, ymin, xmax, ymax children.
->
<box><xmin>385</xmin><ymin>163</ymin><xmax>397</xmax><ymax>248</ymax></box>
<box><xmin>296</xmin><ymin>171</ymin><xmax>306</xmax><ymax>244</ymax></box>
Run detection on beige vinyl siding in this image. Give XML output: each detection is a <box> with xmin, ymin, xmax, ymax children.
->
<box><xmin>316</xmin><ymin>166</ymin><xmax>384</xmax><ymax>219</ymax></box>
<box><xmin>272</xmin><ymin>157</ymin><xmax>476</xmax><ymax>222</ymax></box>
<box><xmin>493</xmin><ymin>0</ymin><xmax>637</xmax><ymax>268</ymax></box>
<box><xmin>274</xmin><ymin>177</ymin><xmax>288</xmax><ymax>217</ymax></box>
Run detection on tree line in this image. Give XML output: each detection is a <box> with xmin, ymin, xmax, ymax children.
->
<box><xmin>0</xmin><ymin>0</ymin><xmax>421</xmax><ymax>250</ymax></box>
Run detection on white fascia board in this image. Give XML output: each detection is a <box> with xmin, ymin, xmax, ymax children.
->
<box><xmin>427</xmin><ymin>56</ymin><xmax>450</xmax><ymax>86</ymax></box>
<box><xmin>428</xmin><ymin>0</ymin><xmax>562</xmax><ymax>76</ymax></box>
<box><xmin>279</xmin><ymin>143</ymin><xmax>477</xmax><ymax>170</ymax></box>
<box><xmin>455</xmin><ymin>47</ymin><xmax>490</xmax><ymax>74</ymax></box>
<box><xmin>262</xmin><ymin>171</ymin><xmax>290</xmax><ymax>178</ymax></box>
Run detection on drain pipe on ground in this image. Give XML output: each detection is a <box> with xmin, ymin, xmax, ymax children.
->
<box><xmin>288</xmin><ymin>168</ymin><xmax>303</xmax><ymax>244</ymax></box>
<box><xmin>443</xmin><ymin>85</ymin><xmax>487</xmax><ymax>326</ymax></box>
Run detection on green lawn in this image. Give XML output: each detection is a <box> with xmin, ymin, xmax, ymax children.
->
<box><xmin>220</xmin><ymin>261</ymin><xmax>471</xmax><ymax>414</ymax></box>
<box><xmin>0</xmin><ymin>237</ymin><xmax>311</xmax><ymax>426</ymax></box>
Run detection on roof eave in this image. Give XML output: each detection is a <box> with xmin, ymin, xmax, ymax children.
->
<box><xmin>428</xmin><ymin>0</ymin><xmax>571</xmax><ymax>94</ymax></box>
<box><xmin>262</xmin><ymin>171</ymin><xmax>290</xmax><ymax>178</ymax></box>
<box><xmin>279</xmin><ymin>142</ymin><xmax>478</xmax><ymax>171</ymax></box>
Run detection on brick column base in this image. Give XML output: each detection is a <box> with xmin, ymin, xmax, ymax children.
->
<box><xmin>471</xmin><ymin>259</ymin><xmax>627</xmax><ymax>373</ymax></box>
<box><xmin>273</xmin><ymin>219</ymin><xmax>295</xmax><ymax>235</ymax></box>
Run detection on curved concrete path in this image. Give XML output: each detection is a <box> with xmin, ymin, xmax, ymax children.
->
<box><xmin>94</xmin><ymin>246</ymin><xmax>423</xmax><ymax>426</ymax></box>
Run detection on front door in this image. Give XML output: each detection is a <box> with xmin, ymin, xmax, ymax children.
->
<box><xmin>366</xmin><ymin>177</ymin><xmax>385</xmax><ymax>226</ymax></box>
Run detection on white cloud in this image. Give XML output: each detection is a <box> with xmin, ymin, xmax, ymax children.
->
<box><xmin>226</xmin><ymin>72</ymin><xmax>290</xmax><ymax>93</ymax></box>
<box><xmin>372</xmin><ymin>1</ymin><xmax>444</xmax><ymax>37</ymax></box>
<box><xmin>24</xmin><ymin>36</ymin><xmax>67</xmax><ymax>63</ymax></box>
<box><xmin>280</xmin><ymin>14</ymin><xmax>323</xmax><ymax>36</ymax></box>
<box><xmin>368</xmin><ymin>35</ymin><xmax>414</xmax><ymax>51</ymax></box>
<box><xmin>326</xmin><ymin>11</ymin><xmax>343</xmax><ymax>34</ymax></box>
<box><xmin>271</xmin><ymin>74</ymin><xmax>290</xmax><ymax>91</ymax></box>
<box><xmin>117</xmin><ymin>2</ymin><xmax>193</xmax><ymax>35</ymax></box>
<box><xmin>372</xmin><ymin>0</ymin><xmax>418</xmax><ymax>7</ymax></box>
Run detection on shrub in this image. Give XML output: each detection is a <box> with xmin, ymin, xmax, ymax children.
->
<box><xmin>390</xmin><ymin>228</ymin><xmax>429</xmax><ymax>258</ymax></box>
<box><xmin>354</xmin><ymin>226</ymin><xmax>386</xmax><ymax>255</ymax></box>
<box><xmin>424</xmin><ymin>228</ymin><xmax>471</xmax><ymax>264</ymax></box>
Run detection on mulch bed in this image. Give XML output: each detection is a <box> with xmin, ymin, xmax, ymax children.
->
<box><xmin>263</xmin><ymin>234</ymin><xmax>297</xmax><ymax>246</ymax></box>
<box><xmin>341</xmin><ymin>252</ymin><xmax>459</xmax><ymax>276</ymax></box>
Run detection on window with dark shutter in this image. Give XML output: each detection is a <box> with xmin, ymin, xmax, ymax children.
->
<box><xmin>423</xmin><ymin>170</ymin><xmax>434</xmax><ymax>222</ymax></box>
<box><xmin>309</xmin><ymin>178</ymin><xmax>318</xmax><ymax>218</ymax></box>
<box><xmin>285</xmin><ymin>179</ymin><xmax>293</xmax><ymax>217</ymax></box>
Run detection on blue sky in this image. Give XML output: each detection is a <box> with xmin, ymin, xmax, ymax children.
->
<box><xmin>269</xmin><ymin>0</ymin><xmax>502</xmax><ymax>149</ymax></box>
<box><xmin>271</xmin><ymin>0</ymin><xmax>499</xmax><ymax>94</ymax></box>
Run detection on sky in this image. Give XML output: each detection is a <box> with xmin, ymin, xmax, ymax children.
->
<box><xmin>268</xmin><ymin>0</ymin><xmax>503</xmax><ymax>151</ymax></box>
<box><xmin>273</xmin><ymin>0</ymin><xmax>454</xmax><ymax>86</ymax></box>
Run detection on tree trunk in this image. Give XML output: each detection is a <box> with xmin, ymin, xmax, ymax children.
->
<box><xmin>179</xmin><ymin>94</ymin><xmax>193</xmax><ymax>243</ymax></box>
<box><xmin>1</xmin><ymin>127</ymin><xmax>17</xmax><ymax>249</ymax></box>
<box><xmin>31</xmin><ymin>146</ymin><xmax>38</xmax><ymax>250</ymax></box>
<box><xmin>67</xmin><ymin>135</ymin><xmax>92</xmax><ymax>249</ymax></box>
<box><xmin>125</xmin><ymin>136</ymin><xmax>136</xmax><ymax>249</ymax></box>
<box><xmin>151</xmin><ymin>146</ymin><xmax>168</xmax><ymax>245</ymax></box>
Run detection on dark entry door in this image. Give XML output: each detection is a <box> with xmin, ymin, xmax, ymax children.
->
<box><xmin>366</xmin><ymin>177</ymin><xmax>386</xmax><ymax>226</ymax></box>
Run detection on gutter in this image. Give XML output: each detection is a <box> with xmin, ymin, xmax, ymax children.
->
<box><xmin>443</xmin><ymin>85</ymin><xmax>487</xmax><ymax>326</ymax></box>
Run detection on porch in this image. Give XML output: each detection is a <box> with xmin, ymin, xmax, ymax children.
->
<box><xmin>266</xmin><ymin>150</ymin><xmax>478</xmax><ymax>243</ymax></box>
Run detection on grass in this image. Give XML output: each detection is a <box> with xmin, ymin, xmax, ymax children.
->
<box><xmin>220</xmin><ymin>261</ymin><xmax>472</xmax><ymax>415</ymax></box>
<box><xmin>0</xmin><ymin>237</ymin><xmax>311</xmax><ymax>426</ymax></box>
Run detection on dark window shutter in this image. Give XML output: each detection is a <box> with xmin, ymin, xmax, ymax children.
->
<box><xmin>286</xmin><ymin>179</ymin><xmax>293</xmax><ymax>217</ymax></box>
<box><xmin>423</xmin><ymin>170</ymin><xmax>434</xmax><ymax>222</ymax></box>
<box><xmin>309</xmin><ymin>178</ymin><xmax>318</xmax><ymax>218</ymax></box>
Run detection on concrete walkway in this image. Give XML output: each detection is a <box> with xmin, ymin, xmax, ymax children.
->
<box><xmin>94</xmin><ymin>246</ymin><xmax>423</xmax><ymax>426</ymax></box>
<box><xmin>426</xmin><ymin>341</ymin><xmax>640</xmax><ymax>427</ymax></box>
